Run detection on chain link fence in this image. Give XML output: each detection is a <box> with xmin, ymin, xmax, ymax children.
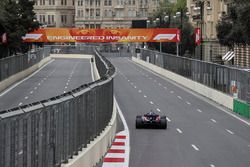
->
<box><xmin>133</xmin><ymin>48</ymin><xmax>250</xmax><ymax>103</ymax></box>
<box><xmin>0</xmin><ymin>48</ymin><xmax>51</xmax><ymax>82</ymax></box>
<box><xmin>0</xmin><ymin>46</ymin><xmax>115</xmax><ymax>167</ymax></box>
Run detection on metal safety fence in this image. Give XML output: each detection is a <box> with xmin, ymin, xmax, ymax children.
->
<box><xmin>0</xmin><ymin>48</ymin><xmax>50</xmax><ymax>82</ymax></box>
<box><xmin>0</xmin><ymin>46</ymin><xmax>115</xmax><ymax>167</ymax></box>
<box><xmin>133</xmin><ymin>48</ymin><xmax>250</xmax><ymax>103</ymax></box>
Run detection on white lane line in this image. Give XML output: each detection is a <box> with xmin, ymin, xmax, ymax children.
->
<box><xmin>41</xmin><ymin>80</ymin><xmax>44</xmax><ymax>82</ymax></box>
<box><xmin>156</xmin><ymin>108</ymin><xmax>161</xmax><ymax>112</ymax></box>
<box><xmin>191</xmin><ymin>144</ymin><xmax>200</xmax><ymax>151</ymax></box>
<box><xmin>145</xmin><ymin>75</ymin><xmax>148</xmax><ymax>77</ymax></box>
<box><xmin>210</xmin><ymin>164</ymin><xmax>215</xmax><ymax>167</ymax></box>
<box><xmin>128</xmin><ymin>79</ymin><xmax>130</xmax><ymax>82</ymax></box>
<box><xmin>25</xmin><ymin>96</ymin><xmax>28</xmax><ymax>100</ymax></box>
<box><xmin>34</xmin><ymin>87</ymin><xmax>37</xmax><ymax>90</ymax></box>
<box><xmin>128</xmin><ymin>58</ymin><xmax>250</xmax><ymax>126</ymax></box>
<box><xmin>226</xmin><ymin>129</ymin><xmax>234</xmax><ymax>135</ymax></box>
<box><xmin>144</xmin><ymin>95</ymin><xmax>147</xmax><ymax>98</ymax></box>
<box><xmin>63</xmin><ymin>91</ymin><xmax>66</xmax><ymax>93</ymax></box>
<box><xmin>248</xmin><ymin>145</ymin><xmax>250</xmax><ymax>147</ymax></box>
<box><xmin>159</xmin><ymin>83</ymin><xmax>162</xmax><ymax>86</ymax></box>
<box><xmin>138</xmin><ymin>90</ymin><xmax>142</xmax><ymax>93</ymax></box>
<box><xmin>149</xmin><ymin>101</ymin><xmax>154</xmax><ymax>105</ymax></box>
<box><xmin>170</xmin><ymin>91</ymin><xmax>174</xmax><ymax>94</ymax></box>
<box><xmin>211</xmin><ymin>119</ymin><xmax>217</xmax><ymax>123</ymax></box>
<box><xmin>154</xmin><ymin>80</ymin><xmax>157</xmax><ymax>82</ymax></box>
<box><xmin>44</xmin><ymin>78</ymin><xmax>47</xmax><ymax>80</ymax></box>
<box><xmin>66</xmin><ymin>83</ymin><xmax>69</xmax><ymax>86</ymax></box>
<box><xmin>166</xmin><ymin>117</ymin><xmax>171</xmax><ymax>122</ymax></box>
<box><xmin>164</xmin><ymin>87</ymin><xmax>167</xmax><ymax>89</ymax></box>
<box><xmin>131</xmin><ymin>82</ymin><xmax>134</xmax><ymax>85</ymax></box>
<box><xmin>38</xmin><ymin>83</ymin><xmax>41</xmax><ymax>86</ymax></box>
<box><xmin>177</xmin><ymin>96</ymin><xmax>182</xmax><ymax>99</ymax></box>
<box><xmin>149</xmin><ymin>77</ymin><xmax>152</xmax><ymax>80</ymax></box>
<box><xmin>186</xmin><ymin>101</ymin><xmax>191</xmax><ymax>105</ymax></box>
<box><xmin>19</xmin><ymin>102</ymin><xmax>23</xmax><ymax>106</ymax></box>
<box><xmin>30</xmin><ymin>91</ymin><xmax>33</xmax><ymax>94</ymax></box>
<box><xmin>176</xmin><ymin>128</ymin><xmax>183</xmax><ymax>134</ymax></box>
<box><xmin>134</xmin><ymin>86</ymin><xmax>137</xmax><ymax>89</ymax></box>
<box><xmin>68</xmin><ymin>80</ymin><xmax>70</xmax><ymax>82</ymax></box>
<box><xmin>197</xmin><ymin>109</ymin><xmax>203</xmax><ymax>113</ymax></box>
<box><xmin>65</xmin><ymin>86</ymin><xmax>68</xmax><ymax>89</ymax></box>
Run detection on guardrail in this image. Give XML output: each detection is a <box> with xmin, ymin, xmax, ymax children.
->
<box><xmin>133</xmin><ymin>48</ymin><xmax>250</xmax><ymax>103</ymax></box>
<box><xmin>0</xmin><ymin>46</ymin><xmax>115</xmax><ymax>167</ymax></box>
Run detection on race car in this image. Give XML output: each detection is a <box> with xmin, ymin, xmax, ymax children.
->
<box><xmin>136</xmin><ymin>111</ymin><xmax>167</xmax><ymax>129</ymax></box>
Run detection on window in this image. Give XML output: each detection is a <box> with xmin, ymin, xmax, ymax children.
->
<box><xmin>104</xmin><ymin>0</ymin><xmax>108</xmax><ymax>6</ymax></box>
<box><xmin>48</xmin><ymin>15</ymin><xmax>55</xmax><ymax>25</ymax></box>
<box><xmin>49</xmin><ymin>0</ymin><xmax>55</xmax><ymax>5</ymax></box>
<box><xmin>61</xmin><ymin>15</ymin><xmax>67</xmax><ymax>24</ymax></box>
<box><xmin>39</xmin><ymin>15</ymin><xmax>45</xmax><ymax>23</ymax></box>
<box><xmin>96</xmin><ymin>9</ymin><xmax>100</xmax><ymax>17</ymax></box>
<box><xmin>73</xmin><ymin>0</ymin><xmax>75</xmax><ymax>6</ymax></box>
<box><xmin>108</xmin><ymin>0</ymin><xmax>112</xmax><ymax>6</ymax></box>
<box><xmin>40</xmin><ymin>0</ymin><xmax>45</xmax><ymax>5</ymax></box>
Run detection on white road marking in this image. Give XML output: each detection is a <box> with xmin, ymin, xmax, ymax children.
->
<box><xmin>19</xmin><ymin>103</ymin><xmax>23</xmax><ymax>106</ymax></box>
<box><xmin>138</xmin><ymin>90</ymin><xmax>142</xmax><ymax>93</ymax></box>
<box><xmin>66</xmin><ymin>83</ymin><xmax>69</xmax><ymax>86</ymax></box>
<box><xmin>211</xmin><ymin>119</ymin><xmax>217</xmax><ymax>123</ymax></box>
<box><xmin>41</xmin><ymin>80</ymin><xmax>44</xmax><ymax>82</ymax></box>
<box><xmin>65</xmin><ymin>86</ymin><xmax>67</xmax><ymax>89</ymax></box>
<box><xmin>131</xmin><ymin>82</ymin><xmax>134</xmax><ymax>85</ymax></box>
<box><xmin>63</xmin><ymin>91</ymin><xmax>66</xmax><ymax>93</ymax></box>
<box><xmin>144</xmin><ymin>95</ymin><xmax>147</xmax><ymax>98</ymax></box>
<box><xmin>156</xmin><ymin>108</ymin><xmax>161</xmax><ymax>112</ymax></box>
<box><xmin>210</xmin><ymin>164</ymin><xmax>215</xmax><ymax>167</ymax></box>
<box><xmin>248</xmin><ymin>145</ymin><xmax>250</xmax><ymax>147</ymax></box>
<box><xmin>38</xmin><ymin>83</ymin><xmax>41</xmax><ymax>86</ymax></box>
<box><xmin>149</xmin><ymin>77</ymin><xmax>152</xmax><ymax>79</ymax></box>
<box><xmin>197</xmin><ymin>109</ymin><xmax>203</xmax><ymax>113</ymax></box>
<box><xmin>170</xmin><ymin>91</ymin><xmax>174</xmax><ymax>94</ymax></box>
<box><xmin>68</xmin><ymin>80</ymin><xmax>70</xmax><ymax>82</ymax></box>
<box><xmin>177</xmin><ymin>96</ymin><xmax>182</xmax><ymax>99</ymax></box>
<box><xmin>191</xmin><ymin>144</ymin><xmax>199</xmax><ymax>151</ymax></box>
<box><xmin>149</xmin><ymin>101</ymin><xmax>154</xmax><ymax>105</ymax></box>
<box><xmin>128</xmin><ymin>79</ymin><xmax>130</xmax><ymax>82</ymax></box>
<box><xmin>30</xmin><ymin>91</ymin><xmax>33</xmax><ymax>94</ymax></box>
<box><xmin>226</xmin><ymin>129</ymin><xmax>234</xmax><ymax>135</ymax></box>
<box><xmin>176</xmin><ymin>128</ymin><xmax>183</xmax><ymax>134</ymax></box>
<box><xmin>154</xmin><ymin>80</ymin><xmax>157</xmax><ymax>82</ymax></box>
<box><xmin>164</xmin><ymin>87</ymin><xmax>167</xmax><ymax>89</ymax></box>
<box><xmin>186</xmin><ymin>101</ymin><xmax>191</xmax><ymax>105</ymax></box>
<box><xmin>166</xmin><ymin>117</ymin><xmax>171</xmax><ymax>122</ymax></box>
<box><xmin>134</xmin><ymin>86</ymin><xmax>137</xmax><ymax>89</ymax></box>
<box><xmin>44</xmin><ymin>78</ymin><xmax>47</xmax><ymax>80</ymax></box>
<box><xmin>129</xmin><ymin>58</ymin><xmax>250</xmax><ymax>126</ymax></box>
<box><xmin>159</xmin><ymin>83</ymin><xmax>162</xmax><ymax>86</ymax></box>
<box><xmin>34</xmin><ymin>87</ymin><xmax>37</xmax><ymax>90</ymax></box>
<box><xmin>25</xmin><ymin>96</ymin><xmax>28</xmax><ymax>100</ymax></box>
<box><xmin>145</xmin><ymin>75</ymin><xmax>148</xmax><ymax>77</ymax></box>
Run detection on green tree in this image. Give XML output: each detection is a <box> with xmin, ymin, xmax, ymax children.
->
<box><xmin>1</xmin><ymin>0</ymin><xmax>39</xmax><ymax>55</ymax></box>
<box><xmin>148</xmin><ymin>0</ymin><xmax>195</xmax><ymax>56</ymax></box>
<box><xmin>216</xmin><ymin>1</ymin><xmax>250</xmax><ymax>46</ymax></box>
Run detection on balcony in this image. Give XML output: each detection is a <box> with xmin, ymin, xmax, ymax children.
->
<box><xmin>114</xmin><ymin>5</ymin><xmax>125</xmax><ymax>9</ymax></box>
<box><xmin>139</xmin><ymin>4</ymin><xmax>149</xmax><ymax>9</ymax></box>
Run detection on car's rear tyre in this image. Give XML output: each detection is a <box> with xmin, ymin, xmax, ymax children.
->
<box><xmin>160</xmin><ymin>116</ymin><xmax>167</xmax><ymax>129</ymax></box>
<box><xmin>136</xmin><ymin>117</ymin><xmax>143</xmax><ymax>129</ymax></box>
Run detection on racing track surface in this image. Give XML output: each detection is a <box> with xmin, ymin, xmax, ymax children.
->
<box><xmin>109</xmin><ymin>55</ymin><xmax>250</xmax><ymax>167</ymax></box>
<box><xmin>0</xmin><ymin>58</ymin><xmax>92</xmax><ymax>111</ymax></box>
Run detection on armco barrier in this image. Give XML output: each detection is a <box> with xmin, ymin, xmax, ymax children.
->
<box><xmin>0</xmin><ymin>46</ymin><xmax>116</xmax><ymax>167</ymax></box>
<box><xmin>234</xmin><ymin>99</ymin><xmax>250</xmax><ymax>119</ymax></box>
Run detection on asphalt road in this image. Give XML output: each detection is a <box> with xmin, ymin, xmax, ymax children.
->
<box><xmin>0</xmin><ymin>58</ymin><xmax>92</xmax><ymax>111</ymax></box>
<box><xmin>109</xmin><ymin>56</ymin><xmax>250</xmax><ymax>167</ymax></box>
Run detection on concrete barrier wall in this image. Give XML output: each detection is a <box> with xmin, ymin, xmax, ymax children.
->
<box><xmin>0</xmin><ymin>56</ymin><xmax>51</xmax><ymax>93</ymax></box>
<box><xmin>132</xmin><ymin>57</ymin><xmax>234</xmax><ymax>110</ymax></box>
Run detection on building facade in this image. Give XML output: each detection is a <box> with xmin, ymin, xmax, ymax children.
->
<box><xmin>75</xmin><ymin>0</ymin><xmax>161</xmax><ymax>28</ymax></box>
<box><xmin>34</xmin><ymin>0</ymin><xmax>75</xmax><ymax>28</ymax></box>
<box><xmin>187</xmin><ymin>0</ymin><xmax>229</xmax><ymax>62</ymax></box>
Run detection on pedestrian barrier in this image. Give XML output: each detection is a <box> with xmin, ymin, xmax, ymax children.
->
<box><xmin>0</xmin><ymin>46</ymin><xmax>116</xmax><ymax>167</ymax></box>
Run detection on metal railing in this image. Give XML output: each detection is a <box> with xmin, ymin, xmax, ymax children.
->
<box><xmin>0</xmin><ymin>47</ymin><xmax>50</xmax><ymax>82</ymax></box>
<box><xmin>0</xmin><ymin>46</ymin><xmax>115</xmax><ymax>167</ymax></box>
<box><xmin>133</xmin><ymin>48</ymin><xmax>250</xmax><ymax>103</ymax></box>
